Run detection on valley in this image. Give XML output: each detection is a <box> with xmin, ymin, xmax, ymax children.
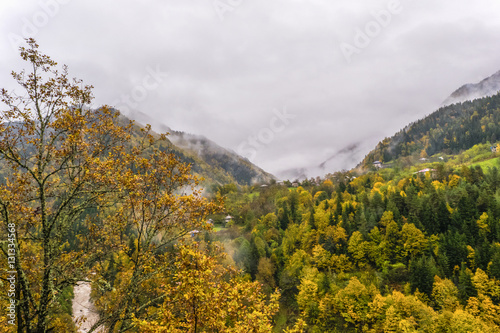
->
<box><xmin>2</xmin><ymin>39</ymin><xmax>500</xmax><ymax>333</ymax></box>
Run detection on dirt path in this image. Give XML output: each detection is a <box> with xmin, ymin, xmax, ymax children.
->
<box><xmin>72</xmin><ymin>282</ymin><xmax>103</xmax><ymax>333</ymax></box>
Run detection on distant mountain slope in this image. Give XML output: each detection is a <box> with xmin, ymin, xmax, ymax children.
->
<box><xmin>119</xmin><ymin>111</ymin><xmax>274</xmax><ymax>186</ymax></box>
<box><xmin>443</xmin><ymin>70</ymin><xmax>500</xmax><ymax>106</ymax></box>
<box><xmin>167</xmin><ymin>130</ymin><xmax>274</xmax><ymax>185</ymax></box>
<box><xmin>360</xmin><ymin>92</ymin><xmax>500</xmax><ymax>169</ymax></box>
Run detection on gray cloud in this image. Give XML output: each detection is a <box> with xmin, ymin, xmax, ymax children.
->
<box><xmin>1</xmin><ymin>0</ymin><xmax>500</xmax><ymax>179</ymax></box>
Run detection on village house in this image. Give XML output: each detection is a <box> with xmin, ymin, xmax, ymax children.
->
<box><xmin>414</xmin><ymin>168</ymin><xmax>437</xmax><ymax>179</ymax></box>
<box><xmin>224</xmin><ymin>215</ymin><xmax>233</xmax><ymax>226</ymax></box>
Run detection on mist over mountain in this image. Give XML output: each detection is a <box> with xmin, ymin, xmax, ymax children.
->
<box><xmin>360</xmin><ymin>91</ymin><xmax>500</xmax><ymax>170</ymax></box>
<box><xmin>280</xmin><ymin>142</ymin><xmax>369</xmax><ymax>181</ymax></box>
<box><xmin>123</xmin><ymin>68</ymin><xmax>500</xmax><ymax>182</ymax></box>
<box><xmin>122</xmin><ymin>110</ymin><xmax>274</xmax><ymax>186</ymax></box>
<box><xmin>443</xmin><ymin>70</ymin><xmax>500</xmax><ymax>106</ymax></box>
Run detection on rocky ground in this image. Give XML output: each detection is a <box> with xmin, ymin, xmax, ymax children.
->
<box><xmin>72</xmin><ymin>282</ymin><xmax>103</xmax><ymax>333</ymax></box>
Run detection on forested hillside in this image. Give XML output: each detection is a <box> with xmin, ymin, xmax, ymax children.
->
<box><xmin>0</xmin><ymin>39</ymin><xmax>279</xmax><ymax>332</ymax></box>
<box><xmin>362</xmin><ymin>93</ymin><xmax>500</xmax><ymax>168</ymax></box>
<box><xmin>443</xmin><ymin>70</ymin><xmax>500</xmax><ymax>106</ymax></box>
<box><xmin>169</xmin><ymin>129</ymin><xmax>275</xmax><ymax>186</ymax></box>
<box><xmin>3</xmin><ymin>39</ymin><xmax>500</xmax><ymax>333</ymax></box>
<box><xmin>215</xmin><ymin>159</ymin><xmax>500</xmax><ymax>332</ymax></box>
<box><xmin>115</xmin><ymin>115</ymin><xmax>274</xmax><ymax>187</ymax></box>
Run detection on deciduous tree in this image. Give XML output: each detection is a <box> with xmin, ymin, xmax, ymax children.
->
<box><xmin>0</xmin><ymin>39</ymin><xmax>131</xmax><ymax>332</ymax></box>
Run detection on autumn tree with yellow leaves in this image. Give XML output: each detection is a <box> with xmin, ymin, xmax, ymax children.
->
<box><xmin>0</xmin><ymin>39</ymin><xmax>279</xmax><ymax>333</ymax></box>
<box><xmin>0</xmin><ymin>38</ymin><xmax>135</xmax><ymax>332</ymax></box>
<box><xmin>133</xmin><ymin>243</ymin><xmax>279</xmax><ymax>332</ymax></box>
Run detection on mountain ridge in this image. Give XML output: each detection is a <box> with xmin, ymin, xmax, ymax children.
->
<box><xmin>358</xmin><ymin>68</ymin><xmax>500</xmax><ymax>172</ymax></box>
<box><xmin>119</xmin><ymin>110</ymin><xmax>275</xmax><ymax>186</ymax></box>
<box><xmin>443</xmin><ymin>69</ymin><xmax>500</xmax><ymax>106</ymax></box>
<box><xmin>359</xmin><ymin>92</ymin><xmax>500</xmax><ymax>170</ymax></box>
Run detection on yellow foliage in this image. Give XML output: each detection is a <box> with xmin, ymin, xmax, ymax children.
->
<box><xmin>297</xmin><ymin>272</ymin><xmax>320</xmax><ymax>321</ymax></box>
<box><xmin>313</xmin><ymin>191</ymin><xmax>326</xmax><ymax>201</ymax></box>
<box><xmin>467</xmin><ymin>245</ymin><xmax>476</xmax><ymax>269</ymax></box>
<box><xmin>401</xmin><ymin>223</ymin><xmax>428</xmax><ymax>258</ymax></box>
<box><xmin>312</xmin><ymin>244</ymin><xmax>331</xmax><ymax>270</ymax></box>
<box><xmin>397</xmin><ymin>178</ymin><xmax>409</xmax><ymax>190</ymax></box>
<box><xmin>330</xmin><ymin>254</ymin><xmax>353</xmax><ymax>273</ymax></box>
<box><xmin>379</xmin><ymin>211</ymin><xmax>395</xmax><ymax>228</ymax></box>
<box><xmin>477</xmin><ymin>212</ymin><xmax>491</xmax><ymax>235</ymax></box>
<box><xmin>283</xmin><ymin>318</ymin><xmax>307</xmax><ymax>333</ymax></box>
<box><xmin>448</xmin><ymin>174</ymin><xmax>461</xmax><ymax>187</ymax></box>
<box><xmin>348</xmin><ymin>231</ymin><xmax>371</xmax><ymax>269</ymax></box>
<box><xmin>0</xmin><ymin>39</ymin><xmax>229</xmax><ymax>331</ymax></box>
<box><xmin>322</xmin><ymin>179</ymin><xmax>333</xmax><ymax>187</ymax></box>
<box><xmin>472</xmin><ymin>268</ymin><xmax>500</xmax><ymax>299</ymax></box>
<box><xmin>432</xmin><ymin>276</ymin><xmax>460</xmax><ymax>311</ymax></box>
<box><xmin>334</xmin><ymin>277</ymin><xmax>375</xmax><ymax>327</ymax></box>
<box><xmin>448</xmin><ymin>309</ymin><xmax>492</xmax><ymax>333</ymax></box>
<box><xmin>432</xmin><ymin>180</ymin><xmax>445</xmax><ymax>191</ymax></box>
<box><xmin>134</xmin><ymin>244</ymin><xmax>280</xmax><ymax>332</ymax></box>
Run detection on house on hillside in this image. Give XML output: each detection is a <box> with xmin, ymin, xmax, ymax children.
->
<box><xmin>414</xmin><ymin>168</ymin><xmax>436</xmax><ymax>179</ymax></box>
<box><xmin>224</xmin><ymin>215</ymin><xmax>233</xmax><ymax>227</ymax></box>
<box><xmin>373</xmin><ymin>161</ymin><xmax>383</xmax><ymax>169</ymax></box>
<box><xmin>491</xmin><ymin>146</ymin><xmax>498</xmax><ymax>153</ymax></box>
<box><xmin>189</xmin><ymin>230</ymin><xmax>200</xmax><ymax>238</ymax></box>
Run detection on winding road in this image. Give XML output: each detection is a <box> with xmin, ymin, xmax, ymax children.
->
<box><xmin>72</xmin><ymin>282</ymin><xmax>103</xmax><ymax>333</ymax></box>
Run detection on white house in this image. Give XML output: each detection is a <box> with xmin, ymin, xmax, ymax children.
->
<box><xmin>415</xmin><ymin>168</ymin><xmax>435</xmax><ymax>174</ymax></box>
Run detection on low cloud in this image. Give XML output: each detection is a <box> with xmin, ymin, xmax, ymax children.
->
<box><xmin>1</xmin><ymin>0</ymin><xmax>500</xmax><ymax>178</ymax></box>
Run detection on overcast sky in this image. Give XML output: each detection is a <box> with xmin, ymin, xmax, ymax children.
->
<box><xmin>1</xmin><ymin>0</ymin><xmax>500</xmax><ymax>178</ymax></box>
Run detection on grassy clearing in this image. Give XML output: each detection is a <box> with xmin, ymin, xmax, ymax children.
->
<box><xmin>213</xmin><ymin>225</ymin><xmax>225</xmax><ymax>232</ymax></box>
<box><xmin>247</xmin><ymin>192</ymin><xmax>260</xmax><ymax>200</ymax></box>
<box><xmin>470</xmin><ymin>157</ymin><xmax>500</xmax><ymax>170</ymax></box>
